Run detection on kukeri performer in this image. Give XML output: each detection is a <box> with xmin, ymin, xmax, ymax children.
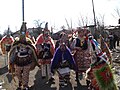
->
<box><xmin>85</xmin><ymin>33</ymin><xmax>118</xmax><ymax>90</ymax></box>
<box><xmin>70</xmin><ymin>28</ymin><xmax>92</xmax><ymax>81</ymax></box>
<box><xmin>35</xmin><ymin>22</ymin><xmax>55</xmax><ymax>82</ymax></box>
<box><xmin>0</xmin><ymin>27</ymin><xmax>14</xmax><ymax>55</ymax></box>
<box><xmin>51</xmin><ymin>43</ymin><xmax>77</xmax><ymax>87</ymax></box>
<box><xmin>98</xmin><ymin>35</ymin><xmax>113</xmax><ymax>65</ymax></box>
<box><xmin>55</xmin><ymin>32</ymin><xmax>70</xmax><ymax>50</ymax></box>
<box><xmin>8</xmin><ymin>22</ymin><xmax>38</xmax><ymax>90</ymax></box>
<box><xmin>26</xmin><ymin>31</ymin><xmax>36</xmax><ymax>44</ymax></box>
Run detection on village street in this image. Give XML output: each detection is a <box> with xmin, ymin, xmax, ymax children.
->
<box><xmin>0</xmin><ymin>47</ymin><xmax>120</xmax><ymax>90</ymax></box>
<box><xmin>0</xmin><ymin>46</ymin><xmax>87</xmax><ymax>90</ymax></box>
<box><xmin>0</xmin><ymin>62</ymin><xmax>88</xmax><ymax>90</ymax></box>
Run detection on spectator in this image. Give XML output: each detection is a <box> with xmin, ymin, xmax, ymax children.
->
<box><xmin>108</xmin><ymin>32</ymin><xmax>114</xmax><ymax>50</ymax></box>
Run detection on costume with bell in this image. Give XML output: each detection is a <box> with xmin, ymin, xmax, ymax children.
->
<box><xmin>85</xmin><ymin>34</ymin><xmax>118</xmax><ymax>90</ymax></box>
<box><xmin>8</xmin><ymin>22</ymin><xmax>38</xmax><ymax>90</ymax></box>
<box><xmin>99</xmin><ymin>36</ymin><xmax>112</xmax><ymax>65</ymax></box>
<box><xmin>0</xmin><ymin>27</ymin><xmax>14</xmax><ymax>55</ymax></box>
<box><xmin>70</xmin><ymin>28</ymin><xmax>92</xmax><ymax>80</ymax></box>
<box><xmin>35</xmin><ymin>22</ymin><xmax>55</xmax><ymax>80</ymax></box>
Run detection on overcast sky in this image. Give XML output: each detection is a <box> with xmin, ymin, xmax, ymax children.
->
<box><xmin>0</xmin><ymin>0</ymin><xmax>120</xmax><ymax>34</ymax></box>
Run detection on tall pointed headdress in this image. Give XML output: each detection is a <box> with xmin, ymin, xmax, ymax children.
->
<box><xmin>43</xmin><ymin>22</ymin><xmax>50</xmax><ymax>36</ymax></box>
<box><xmin>44</xmin><ymin>22</ymin><xmax>48</xmax><ymax>30</ymax></box>
<box><xmin>19</xmin><ymin>22</ymin><xmax>27</xmax><ymax>42</ymax></box>
<box><xmin>6</xmin><ymin>26</ymin><xmax>11</xmax><ymax>37</ymax></box>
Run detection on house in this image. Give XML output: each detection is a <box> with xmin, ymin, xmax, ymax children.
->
<box><xmin>51</xmin><ymin>29</ymin><xmax>73</xmax><ymax>40</ymax></box>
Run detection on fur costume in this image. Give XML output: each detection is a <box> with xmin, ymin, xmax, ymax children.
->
<box><xmin>85</xmin><ymin>34</ymin><xmax>118</xmax><ymax>90</ymax></box>
<box><xmin>0</xmin><ymin>35</ymin><xmax>14</xmax><ymax>55</ymax></box>
<box><xmin>35</xmin><ymin>22</ymin><xmax>55</xmax><ymax>80</ymax></box>
<box><xmin>51</xmin><ymin>43</ymin><xmax>76</xmax><ymax>88</ymax></box>
<box><xmin>8</xmin><ymin>22</ymin><xmax>38</xmax><ymax>90</ymax></box>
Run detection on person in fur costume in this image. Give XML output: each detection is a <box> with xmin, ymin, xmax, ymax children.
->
<box><xmin>8</xmin><ymin>22</ymin><xmax>38</xmax><ymax>90</ymax></box>
<box><xmin>85</xmin><ymin>33</ymin><xmax>118</xmax><ymax>90</ymax></box>
<box><xmin>70</xmin><ymin>28</ymin><xmax>92</xmax><ymax>81</ymax></box>
<box><xmin>0</xmin><ymin>27</ymin><xmax>14</xmax><ymax>55</ymax></box>
<box><xmin>51</xmin><ymin>43</ymin><xmax>76</xmax><ymax>87</ymax></box>
<box><xmin>35</xmin><ymin>22</ymin><xmax>55</xmax><ymax>82</ymax></box>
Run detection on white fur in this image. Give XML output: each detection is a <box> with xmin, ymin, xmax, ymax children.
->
<box><xmin>53</xmin><ymin>70</ymin><xmax>77</xmax><ymax>90</ymax></box>
<box><xmin>53</xmin><ymin>71</ymin><xmax>60</xmax><ymax>90</ymax></box>
<box><xmin>70</xmin><ymin>70</ymin><xmax>77</xmax><ymax>90</ymax></box>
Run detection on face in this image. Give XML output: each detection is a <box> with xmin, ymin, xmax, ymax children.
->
<box><xmin>60</xmin><ymin>44</ymin><xmax>66</xmax><ymax>51</ymax></box>
<box><xmin>78</xmin><ymin>30</ymin><xmax>84</xmax><ymax>38</ymax></box>
<box><xmin>61</xmin><ymin>34</ymin><xmax>66</xmax><ymax>38</ymax></box>
<box><xmin>61</xmin><ymin>34</ymin><xmax>68</xmax><ymax>43</ymax></box>
<box><xmin>44</xmin><ymin>31</ymin><xmax>50</xmax><ymax>37</ymax></box>
<box><xmin>43</xmin><ymin>31</ymin><xmax>50</xmax><ymax>41</ymax></box>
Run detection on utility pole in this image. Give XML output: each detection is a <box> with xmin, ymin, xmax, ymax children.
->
<box><xmin>92</xmin><ymin>0</ymin><xmax>96</xmax><ymax>31</ymax></box>
<box><xmin>22</xmin><ymin>0</ymin><xmax>25</xmax><ymax>22</ymax></box>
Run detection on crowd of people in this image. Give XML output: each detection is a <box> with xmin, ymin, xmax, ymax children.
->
<box><xmin>0</xmin><ymin>22</ymin><xmax>119</xmax><ymax>90</ymax></box>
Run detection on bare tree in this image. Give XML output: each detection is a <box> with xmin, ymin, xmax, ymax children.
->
<box><xmin>60</xmin><ymin>25</ymin><xmax>66</xmax><ymax>30</ymax></box>
<box><xmin>3</xmin><ymin>27</ymin><xmax>13</xmax><ymax>36</ymax></box>
<box><xmin>70</xmin><ymin>18</ymin><xmax>73</xmax><ymax>29</ymax></box>
<box><xmin>65</xmin><ymin>18</ymin><xmax>71</xmax><ymax>30</ymax></box>
<box><xmin>79</xmin><ymin>14</ymin><xmax>85</xmax><ymax>26</ymax></box>
<box><xmin>78</xmin><ymin>13</ymin><xmax>88</xmax><ymax>27</ymax></box>
<box><xmin>111</xmin><ymin>7</ymin><xmax>120</xmax><ymax>24</ymax></box>
<box><xmin>34</xmin><ymin>19</ymin><xmax>45</xmax><ymax>28</ymax></box>
<box><xmin>111</xmin><ymin>8</ymin><xmax>120</xmax><ymax>18</ymax></box>
<box><xmin>96</xmin><ymin>14</ymin><xmax>105</xmax><ymax>27</ymax></box>
<box><xmin>78</xmin><ymin>17</ymin><xmax>82</xmax><ymax>27</ymax></box>
<box><xmin>33</xmin><ymin>19</ymin><xmax>45</xmax><ymax>38</ymax></box>
<box><xmin>95</xmin><ymin>14</ymin><xmax>107</xmax><ymax>39</ymax></box>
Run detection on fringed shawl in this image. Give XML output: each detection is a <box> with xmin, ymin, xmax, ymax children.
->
<box><xmin>51</xmin><ymin>46</ymin><xmax>76</xmax><ymax>73</ymax></box>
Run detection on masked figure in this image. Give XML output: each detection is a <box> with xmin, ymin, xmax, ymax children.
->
<box><xmin>85</xmin><ymin>33</ymin><xmax>118</xmax><ymax>90</ymax></box>
<box><xmin>51</xmin><ymin>43</ymin><xmax>76</xmax><ymax>87</ymax></box>
<box><xmin>55</xmin><ymin>32</ymin><xmax>70</xmax><ymax>50</ymax></box>
<box><xmin>35</xmin><ymin>22</ymin><xmax>55</xmax><ymax>82</ymax></box>
<box><xmin>0</xmin><ymin>27</ymin><xmax>14</xmax><ymax>55</ymax></box>
<box><xmin>98</xmin><ymin>35</ymin><xmax>112</xmax><ymax>65</ymax></box>
<box><xmin>70</xmin><ymin>28</ymin><xmax>92</xmax><ymax>81</ymax></box>
<box><xmin>8</xmin><ymin>22</ymin><xmax>38</xmax><ymax>90</ymax></box>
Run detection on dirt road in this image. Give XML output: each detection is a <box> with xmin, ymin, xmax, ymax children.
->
<box><xmin>0</xmin><ymin>66</ymin><xmax>88</xmax><ymax>90</ymax></box>
<box><xmin>0</xmin><ymin>48</ymin><xmax>120</xmax><ymax>90</ymax></box>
